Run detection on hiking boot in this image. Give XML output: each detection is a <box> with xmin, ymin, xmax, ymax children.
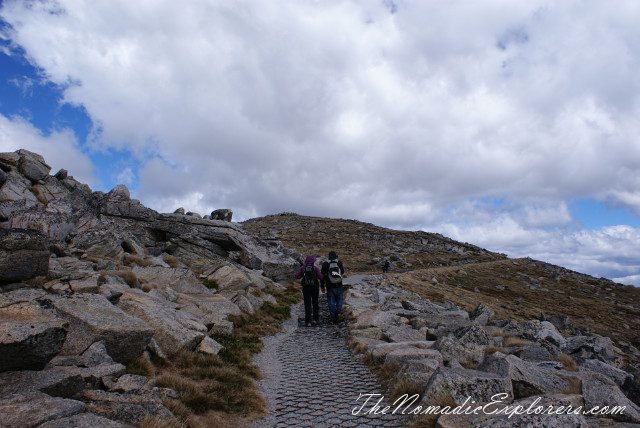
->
<box><xmin>312</xmin><ymin>320</ymin><xmax>319</xmax><ymax>325</ymax></box>
<box><xmin>306</xmin><ymin>322</ymin><xmax>311</xmax><ymax>327</ymax></box>
<box><xmin>337</xmin><ymin>314</ymin><xmax>344</xmax><ymax>322</ymax></box>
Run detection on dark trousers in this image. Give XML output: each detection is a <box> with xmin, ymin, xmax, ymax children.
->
<box><xmin>302</xmin><ymin>284</ymin><xmax>319</xmax><ymax>324</ymax></box>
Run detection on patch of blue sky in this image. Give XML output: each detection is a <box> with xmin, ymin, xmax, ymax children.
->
<box><xmin>0</xmin><ymin>29</ymin><xmax>92</xmax><ymax>144</ymax></box>
<box><xmin>569</xmin><ymin>198</ymin><xmax>640</xmax><ymax>229</ymax></box>
<box><xmin>88</xmin><ymin>148</ymin><xmax>141</xmax><ymax>193</ymax></box>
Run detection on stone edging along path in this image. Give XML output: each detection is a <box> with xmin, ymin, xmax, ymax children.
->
<box><xmin>251</xmin><ymin>276</ymin><xmax>407</xmax><ymax>428</ymax></box>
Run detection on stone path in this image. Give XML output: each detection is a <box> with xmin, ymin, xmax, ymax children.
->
<box><xmin>252</xmin><ymin>284</ymin><xmax>407</xmax><ymax>428</ymax></box>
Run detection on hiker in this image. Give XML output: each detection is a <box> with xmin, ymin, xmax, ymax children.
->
<box><xmin>294</xmin><ymin>255</ymin><xmax>324</xmax><ymax>327</ymax></box>
<box><xmin>321</xmin><ymin>251</ymin><xmax>345</xmax><ymax>323</ymax></box>
<box><xmin>383</xmin><ymin>259</ymin><xmax>390</xmax><ymax>273</ymax></box>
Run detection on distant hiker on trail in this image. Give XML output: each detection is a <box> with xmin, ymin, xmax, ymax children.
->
<box><xmin>295</xmin><ymin>255</ymin><xmax>324</xmax><ymax>327</ymax></box>
<box><xmin>321</xmin><ymin>251</ymin><xmax>345</xmax><ymax>324</ymax></box>
<box><xmin>382</xmin><ymin>259</ymin><xmax>390</xmax><ymax>273</ymax></box>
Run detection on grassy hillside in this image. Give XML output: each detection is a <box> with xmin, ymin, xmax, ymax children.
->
<box><xmin>242</xmin><ymin>213</ymin><xmax>640</xmax><ymax>364</ymax></box>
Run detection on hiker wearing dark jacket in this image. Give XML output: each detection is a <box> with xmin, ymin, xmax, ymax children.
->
<box><xmin>295</xmin><ymin>255</ymin><xmax>324</xmax><ymax>326</ymax></box>
<box><xmin>321</xmin><ymin>251</ymin><xmax>345</xmax><ymax>323</ymax></box>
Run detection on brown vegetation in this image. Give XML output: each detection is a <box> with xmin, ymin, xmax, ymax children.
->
<box><xmin>163</xmin><ymin>255</ymin><xmax>181</xmax><ymax>268</ymax></box>
<box><xmin>123</xmin><ymin>253</ymin><xmax>154</xmax><ymax>267</ymax></box>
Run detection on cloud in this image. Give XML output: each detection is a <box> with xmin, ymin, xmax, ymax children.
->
<box><xmin>2</xmin><ymin>0</ymin><xmax>640</xmax><ymax>283</ymax></box>
<box><xmin>436</xmin><ymin>204</ymin><xmax>640</xmax><ymax>285</ymax></box>
<box><xmin>0</xmin><ymin>113</ymin><xmax>95</xmax><ymax>184</ymax></box>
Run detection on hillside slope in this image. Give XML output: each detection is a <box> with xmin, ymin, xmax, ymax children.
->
<box><xmin>243</xmin><ymin>213</ymin><xmax>640</xmax><ymax>364</ymax></box>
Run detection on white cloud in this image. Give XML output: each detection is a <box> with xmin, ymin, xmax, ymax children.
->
<box><xmin>2</xmin><ymin>0</ymin><xmax>640</xmax><ymax>283</ymax></box>
<box><xmin>0</xmin><ymin>114</ymin><xmax>95</xmax><ymax>184</ymax></box>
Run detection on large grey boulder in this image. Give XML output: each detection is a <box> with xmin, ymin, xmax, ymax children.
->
<box><xmin>582</xmin><ymin>372</ymin><xmax>640</xmax><ymax>423</ymax></box>
<box><xmin>385</xmin><ymin>347</ymin><xmax>444</xmax><ymax>367</ymax></box>
<box><xmin>579</xmin><ymin>358</ymin><xmax>632</xmax><ymax>388</ymax></box>
<box><xmin>0</xmin><ymin>228</ymin><xmax>49</xmax><ymax>283</ymax></box>
<box><xmin>370</xmin><ymin>341</ymin><xmax>437</xmax><ymax>364</ymax></box>
<box><xmin>211</xmin><ymin>208</ymin><xmax>233</xmax><ymax>221</ymax></box>
<box><xmin>395</xmin><ymin>358</ymin><xmax>440</xmax><ymax>390</ymax></box>
<box><xmin>344</xmin><ymin>289</ymin><xmax>378</xmax><ymax>317</ymax></box>
<box><xmin>355</xmin><ymin>309</ymin><xmax>402</xmax><ymax>330</ymax></box>
<box><xmin>43</xmin><ymin>294</ymin><xmax>154</xmax><ymax>364</ymax></box>
<box><xmin>175</xmin><ymin>292</ymin><xmax>241</xmax><ymax>329</ymax></box>
<box><xmin>478</xmin><ymin>352</ymin><xmax>569</xmax><ymax>399</ymax></box>
<box><xmin>0</xmin><ymin>300</ymin><xmax>68</xmax><ymax>372</ymax></box>
<box><xmin>0</xmin><ymin>392</ymin><xmax>85</xmax><ymax>428</ymax></box>
<box><xmin>437</xmin><ymin>322</ymin><xmax>492</xmax><ymax>365</ymax></box>
<box><xmin>420</xmin><ymin>366</ymin><xmax>514</xmax><ymax>406</ymax></box>
<box><xmin>103</xmin><ymin>374</ymin><xmax>150</xmax><ymax>394</ymax></box>
<box><xmin>82</xmin><ymin>389</ymin><xmax>174</xmax><ymax>425</ymax></box>
<box><xmin>205</xmin><ymin>263</ymin><xmax>258</xmax><ymax>292</ymax></box>
<box><xmin>564</xmin><ymin>335</ymin><xmax>617</xmax><ymax>364</ymax></box>
<box><xmin>382</xmin><ymin>324</ymin><xmax>427</xmax><ymax>343</ymax></box>
<box><xmin>420</xmin><ymin>310</ymin><xmax>471</xmax><ymax>337</ymax></box>
<box><xmin>17</xmin><ymin>149</ymin><xmax>52</xmax><ymax>181</ymax></box>
<box><xmin>469</xmin><ymin>302</ymin><xmax>494</xmax><ymax>326</ymax></box>
<box><xmin>505</xmin><ymin>320</ymin><xmax>566</xmax><ymax>351</ymax></box>
<box><xmin>117</xmin><ymin>288</ymin><xmax>207</xmax><ymax>355</ymax></box>
<box><xmin>0</xmin><ymin>367</ymin><xmax>84</xmax><ymax>398</ymax></box>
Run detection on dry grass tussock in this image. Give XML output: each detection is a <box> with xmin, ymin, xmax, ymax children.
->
<box><xmin>123</xmin><ymin>253</ymin><xmax>154</xmax><ymax>267</ymax></box>
<box><xmin>502</xmin><ymin>335</ymin><xmax>532</xmax><ymax>348</ymax></box>
<box><xmin>557</xmin><ymin>352</ymin><xmax>578</xmax><ymax>372</ymax></box>
<box><xmin>163</xmin><ymin>255</ymin><xmax>181</xmax><ymax>268</ymax></box>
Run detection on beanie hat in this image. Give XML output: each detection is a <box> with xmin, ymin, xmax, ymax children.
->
<box><xmin>329</xmin><ymin>251</ymin><xmax>338</xmax><ymax>260</ymax></box>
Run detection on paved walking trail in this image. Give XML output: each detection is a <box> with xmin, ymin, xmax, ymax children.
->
<box><xmin>251</xmin><ymin>277</ymin><xmax>407</xmax><ymax>427</ymax></box>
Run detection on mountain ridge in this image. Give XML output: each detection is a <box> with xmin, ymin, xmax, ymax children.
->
<box><xmin>242</xmin><ymin>212</ymin><xmax>640</xmax><ymax>364</ymax></box>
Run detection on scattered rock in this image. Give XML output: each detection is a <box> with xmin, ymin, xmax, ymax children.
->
<box><xmin>211</xmin><ymin>209</ymin><xmax>233</xmax><ymax>221</ymax></box>
<box><xmin>196</xmin><ymin>335</ymin><xmax>224</xmax><ymax>356</ymax></box>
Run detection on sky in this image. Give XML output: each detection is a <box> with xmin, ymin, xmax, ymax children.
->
<box><xmin>1</xmin><ymin>0</ymin><xmax>640</xmax><ymax>286</ymax></box>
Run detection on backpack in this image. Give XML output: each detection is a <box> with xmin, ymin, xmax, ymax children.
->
<box><xmin>302</xmin><ymin>264</ymin><xmax>317</xmax><ymax>287</ymax></box>
<box><xmin>327</xmin><ymin>259</ymin><xmax>342</xmax><ymax>285</ymax></box>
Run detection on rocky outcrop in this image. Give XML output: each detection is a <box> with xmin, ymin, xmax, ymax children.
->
<box><xmin>344</xmin><ymin>276</ymin><xmax>640</xmax><ymax>427</ymax></box>
<box><xmin>0</xmin><ymin>149</ymin><xmax>301</xmax><ymax>426</ymax></box>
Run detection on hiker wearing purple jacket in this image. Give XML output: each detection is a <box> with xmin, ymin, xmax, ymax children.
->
<box><xmin>295</xmin><ymin>255</ymin><xmax>324</xmax><ymax>326</ymax></box>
